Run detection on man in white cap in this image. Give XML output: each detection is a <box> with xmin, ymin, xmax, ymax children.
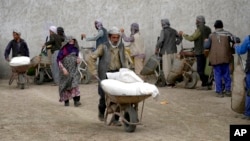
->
<box><xmin>4</xmin><ymin>30</ymin><xmax>29</xmax><ymax>61</ymax></box>
<box><xmin>81</xmin><ymin>19</ymin><xmax>108</xmax><ymax>51</ymax></box>
<box><xmin>179</xmin><ymin>15</ymin><xmax>212</xmax><ymax>90</ymax></box>
<box><xmin>44</xmin><ymin>25</ymin><xmax>63</xmax><ymax>86</ymax></box>
<box><xmin>87</xmin><ymin>26</ymin><xmax>127</xmax><ymax>125</ymax></box>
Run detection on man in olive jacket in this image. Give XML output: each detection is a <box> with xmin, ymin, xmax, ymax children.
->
<box><xmin>179</xmin><ymin>15</ymin><xmax>211</xmax><ymax>90</ymax></box>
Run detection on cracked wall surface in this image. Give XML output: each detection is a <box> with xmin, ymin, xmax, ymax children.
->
<box><xmin>0</xmin><ymin>0</ymin><xmax>249</xmax><ymax>78</ymax></box>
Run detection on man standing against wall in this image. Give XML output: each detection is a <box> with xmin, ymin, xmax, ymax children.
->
<box><xmin>204</xmin><ymin>20</ymin><xmax>235</xmax><ymax>97</ymax></box>
<box><xmin>155</xmin><ymin>19</ymin><xmax>182</xmax><ymax>86</ymax></box>
<box><xmin>81</xmin><ymin>19</ymin><xmax>108</xmax><ymax>50</ymax></box>
<box><xmin>4</xmin><ymin>30</ymin><xmax>29</xmax><ymax>61</ymax></box>
<box><xmin>87</xmin><ymin>27</ymin><xmax>127</xmax><ymax>125</ymax></box>
<box><xmin>179</xmin><ymin>15</ymin><xmax>211</xmax><ymax>90</ymax></box>
<box><xmin>121</xmin><ymin>23</ymin><xmax>145</xmax><ymax>79</ymax></box>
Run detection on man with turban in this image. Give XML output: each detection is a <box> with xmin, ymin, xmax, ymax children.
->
<box><xmin>81</xmin><ymin>19</ymin><xmax>108</xmax><ymax>51</ymax></box>
<box><xmin>121</xmin><ymin>23</ymin><xmax>145</xmax><ymax>79</ymax></box>
<box><xmin>179</xmin><ymin>15</ymin><xmax>212</xmax><ymax>90</ymax></box>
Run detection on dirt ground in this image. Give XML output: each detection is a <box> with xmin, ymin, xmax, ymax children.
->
<box><xmin>0</xmin><ymin>76</ymin><xmax>249</xmax><ymax>141</ymax></box>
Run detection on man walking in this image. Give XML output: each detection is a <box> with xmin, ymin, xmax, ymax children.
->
<box><xmin>87</xmin><ymin>27</ymin><xmax>127</xmax><ymax>125</ymax></box>
<box><xmin>4</xmin><ymin>30</ymin><xmax>29</xmax><ymax>61</ymax></box>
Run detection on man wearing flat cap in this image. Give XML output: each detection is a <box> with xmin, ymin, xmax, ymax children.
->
<box><xmin>4</xmin><ymin>30</ymin><xmax>29</xmax><ymax>61</ymax></box>
<box><xmin>179</xmin><ymin>15</ymin><xmax>212</xmax><ymax>90</ymax></box>
<box><xmin>87</xmin><ymin>26</ymin><xmax>127</xmax><ymax>126</ymax></box>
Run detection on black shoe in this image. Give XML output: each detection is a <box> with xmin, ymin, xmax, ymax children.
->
<box><xmin>98</xmin><ymin>113</ymin><xmax>104</xmax><ymax>121</ymax></box>
<box><xmin>64</xmin><ymin>102</ymin><xmax>69</xmax><ymax>106</ymax></box>
<box><xmin>216</xmin><ymin>93</ymin><xmax>224</xmax><ymax>98</ymax></box>
<box><xmin>74</xmin><ymin>101</ymin><xmax>82</xmax><ymax>107</ymax></box>
<box><xmin>225</xmin><ymin>91</ymin><xmax>232</xmax><ymax>97</ymax></box>
<box><xmin>110</xmin><ymin>120</ymin><xmax>122</xmax><ymax>126</ymax></box>
<box><xmin>241</xmin><ymin>115</ymin><xmax>250</xmax><ymax>120</ymax></box>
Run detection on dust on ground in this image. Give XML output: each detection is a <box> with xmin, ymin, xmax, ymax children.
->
<box><xmin>0</xmin><ymin>76</ymin><xmax>249</xmax><ymax>141</ymax></box>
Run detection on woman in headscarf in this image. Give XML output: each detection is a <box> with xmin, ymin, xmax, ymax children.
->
<box><xmin>57</xmin><ymin>36</ymin><xmax>81</xmax><ymax>107</ymax></box>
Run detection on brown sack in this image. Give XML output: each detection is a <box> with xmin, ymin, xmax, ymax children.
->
<box><xmin>231</xmin><ymin>56</ymin><xmax>245</xmax><ymax>114</ymax></box>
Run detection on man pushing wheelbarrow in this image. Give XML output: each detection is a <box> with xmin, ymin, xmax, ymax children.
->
<box><xmin>4</xmin><ymin>30</ymin><xmax>30</xmax><ymax>89</ymax></box>
<box><xmin>86</xmin><ymin>27</ymin><xmax>159</xmax><ymax>132</ymax></box>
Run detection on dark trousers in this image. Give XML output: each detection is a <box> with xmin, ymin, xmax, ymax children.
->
<box><xmin>64</xmin><ymin>96</ymin><xmax>80</xmax><ymax>104</ymax></box>
<box><xmin>196</xmin><ymin>54</ymin><xmax>209</xmax><ymax>86</ymax></box>
<box><xmin>98</xmin><ymin>81</ymin><xmax>119</xmax><ymax>121</ymax></box>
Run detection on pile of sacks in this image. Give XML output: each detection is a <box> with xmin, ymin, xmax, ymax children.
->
<box><xmin>101</xmin><ymin>68</ymin><xmax>159</xmax><ymax>99</ymax></box>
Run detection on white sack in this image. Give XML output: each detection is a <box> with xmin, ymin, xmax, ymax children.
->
<box><xmin>101</xmin><ymin>79</ymin><xmax>159</xmax><ymax>99</ymax></box>
<box><xmin>9</xmin><ymin>56</ymin><xmax>30</xmax><ymax>67</ymax></box>
<box><xmin>106</xmin><ymin>68</ymin><xmax>143</xmax><ymax>83</ymax></box>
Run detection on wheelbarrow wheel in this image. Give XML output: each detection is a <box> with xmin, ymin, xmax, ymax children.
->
<box><xmin>80</xmin><ymin>70</ymin><xmax>91</xmax><ymax>84</ymax></box>
<box><xmin>34</xmin><ymin>70</ymin><xmax>44</xmax><ymax>85</ymax></box>
<box><xmin>184</xmin><ymin>71</ymin><xmax>199</xmax><ymax>89</ymax></box>
<box><xmin>123</xmin><ymin>106</ymin><xmax>137</xmax><ymax>132</ymax></box>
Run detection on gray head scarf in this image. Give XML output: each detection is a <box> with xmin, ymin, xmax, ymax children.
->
<box><xmin>95</xmin><ymin>19</ymin><xmax>103</xmax><ymax>30</ymax></box>
<box><xmin>131</xmin><ymin>23</ymin><xmax>139</xmax><ymax>35</ymax></box>
<box><xmin>196</xmin><ymin>15</ymin><xmax>206</xmax><ymax>24</ymax></box>
<box><xmin>108</xmin><ymin>26</ymin><xmax>121</xmax><ymax>48</ymax></box>
<box><xmin>161</xmin><ymin>19</ymin><xmax>170</xmax><ymax>28</ymax></box>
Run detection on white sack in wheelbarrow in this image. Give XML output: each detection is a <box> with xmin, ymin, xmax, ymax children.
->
<box><xmin>106</xmin><ymin>68</ymin><xmax>143</xmax><ymax>83</ymax></box>
<box><xmin>9</xmin><ymin>56</ymin><xmax>30</xmax><ymax>67</ymax></box>
<box><xmin>101</xmin><ymin>79</ymin><xmax>159</xmax><ymax>100</ymax></box>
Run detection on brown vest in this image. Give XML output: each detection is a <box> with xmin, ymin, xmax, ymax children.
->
<box><xmin>209</xmin><ymin>33</ymin><xmax>231</xmax><ymax>65</ymax></box>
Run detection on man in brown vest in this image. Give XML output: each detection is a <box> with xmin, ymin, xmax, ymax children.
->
<box><xmin>204</xmin><ymin>20</ymin><xmax>235</xmax><ymax>97</ymax></box>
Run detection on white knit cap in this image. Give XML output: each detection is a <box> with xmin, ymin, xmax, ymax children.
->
<box><xmin>49</xmin><ymin>26</ymin><xmax>57</xmax><ymax>34</ymax></box>
<box><xmin>13</xmin><ymin>29</ymin><xmax>21</xmax><ymax>35</ymax></box>
<box><xmin>108</xmin><ymin>26</ymin><xmax>121</xmax><ymax>35</ymax></box>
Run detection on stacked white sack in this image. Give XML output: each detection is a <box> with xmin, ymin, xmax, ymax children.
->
<box><xmin>101</xmin><ymin>79</ymin><xmax>159</xmax><ymax>99</ymax></box>
<box><xmin>106</xmin><ymin>68</ymin><xmax>143</xmax><ymax>83</ymax></box>
<box><xmin>9</xmin><ymin>56</ymin><xmax>30</xmax><ymax>67</ymax></box>
<box><xmin>102</xmin><ymin>68</ymin><xmax>159</xmax><ymax>100</ymax></box>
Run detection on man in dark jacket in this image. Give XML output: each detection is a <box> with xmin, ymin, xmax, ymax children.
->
<box><xmin>44</xmin><ymin>26</ymin><xmax>62</xmax><ymax>85</ymax></box>
<box><xmin>155</xmin><ymin>18</ymin><xmax>182</xmax><ymax>86</ymax></box>
<box><xmin>179</xmin><ymin>15</ymin><xmax>211</xmax><ymax>90</ymax></box>
<box><xmin>4</xmin><ymin>30</ymin><xmax>29</xmax><ymax>61</ymax></box>
<box><xmin>87</xmin><ymin>26</ymin><xmax>127</xmax><ymax>126</ymax></box>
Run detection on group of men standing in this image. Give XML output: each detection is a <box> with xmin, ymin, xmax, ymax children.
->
<box><xmin>155</xmin><ymin>15</ymin><xmax>249</xmax><ymax>120</ymax></box>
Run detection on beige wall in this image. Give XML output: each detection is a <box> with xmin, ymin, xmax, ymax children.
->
<box><xmin>0</xmin><ymin>0</ymin><xmax>249</xmax><ymax>78</ymax></box>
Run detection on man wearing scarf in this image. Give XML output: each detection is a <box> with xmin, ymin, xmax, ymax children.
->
<box><xmin>155</xmin><ymin>19</ymin><xmax>182</xmax><ymax>86</ymax></box>
<box><xmin>87</xmin><ymin>26</ymin><xmax>127</xmax><ymax>126</ymax></box>
<box><xmin>4</xmin><ymin>30</ymin><xmax>29</xmax><ymax>61</ymax></box>
<box><xmin>57</xmin><ymin>36</ymin><xmax>81</xmax><ymax>107</ymax></box>
<box><xmin>179</xmin><ymin>16</ymin><xmax>212</xmax><ymax>90</ymax></box>
<box><xmin>121</xmin><ymin>23</ymin><xmax>145</xmax><ymax>79</ymax></box>
<box><xmin>81</xmin><ymin>19</ymin><xmax>108</xmax><ymax>51</ymax></box>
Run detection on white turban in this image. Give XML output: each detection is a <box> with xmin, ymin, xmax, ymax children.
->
<box><xmin>13</xmin><ymin>29</ymin><xmax>21</xmax><ymax>35</ymax></box>
<box><xmin>108</xmin><ymin>26</ymin><xmax>121</xmax><ymax>35</ymax></box>
<box><xmin>49</xmin><ymin>26</ymin><xmax>57</xmax><ymax>34</ymax></box>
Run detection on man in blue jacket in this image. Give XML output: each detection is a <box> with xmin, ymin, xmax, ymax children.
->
<box><xmin>234</xmin><ymin>35</ymin><xmax>250</xmax><ymax>120</ymax></box>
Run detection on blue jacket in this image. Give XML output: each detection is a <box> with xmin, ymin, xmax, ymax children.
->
<box><xmin>235</xmin><ymin>35</ymin><xmax>250</xmax><ymax>73</ymax></box>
